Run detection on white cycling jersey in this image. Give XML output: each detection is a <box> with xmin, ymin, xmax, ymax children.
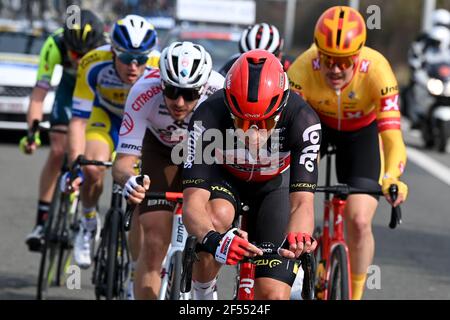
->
<box><xmin>117</xmin><ymin>68</ymin><xmax>224</xmax><ymax>155</ymax></box>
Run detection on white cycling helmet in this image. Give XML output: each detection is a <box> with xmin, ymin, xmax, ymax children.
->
<box><xmin>428</xmin><ymin>25</ymin><xmax>450</xmax><ymax>49</ymax></box>
<box><xmin>432</xmin><ymin>9</ymin><xmax>450</xmax><ymax>28</ymax></box>
<box><xmin>239</xmin><ymin>23</ymin><xmax>283</xmax><ymax>55</ymax></box>
<box><xmin>159</xmin><ymin>41</ymin><xmax>213</xmax><ymax>89</ymax></box>
<box><xmin>110</xmin><ymin>14</ymin><xmax>158</xmax><ymax>54</ymax></box>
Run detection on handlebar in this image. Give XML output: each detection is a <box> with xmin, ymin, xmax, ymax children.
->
<box><xmin>123</xmin><ymin>175</ymin><xmax>184</xmax><ymax>231</ymax></box>
<box><xmin>27</xmin><ymin>120</ymin><xmax>68</xmax><ymax>143</ymax></box>
<box><xmin>315</xmin><ymin>184</ymin><xmax>402</xmax><ymax>229</ymax></box>
<box><xmin>180</xmin><ymin>236</ymin><xmax>315</xmax><ymax>299</ymax></box>
<box><xmin>65</xmin><ymin>155</ymin><xmax>113</xmax><ymax>192</ymax></box>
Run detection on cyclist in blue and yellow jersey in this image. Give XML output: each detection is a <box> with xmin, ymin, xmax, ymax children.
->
<box><xmin>23</xmin><ymin>10</ymin><xmax>106</xmax><ymax>252</ymax></box>
<box><xmin>65</xmin><ymin>14</ymin><xmax>160</xmax><ymax>269</ymax></box>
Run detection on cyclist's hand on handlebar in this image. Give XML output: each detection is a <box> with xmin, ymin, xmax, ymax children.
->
<box><xmin>19</xmin><ymin>132</ymin><xmax>41</xmax><ymax>155</ymax></box>
<box><xmin>278</xmin><ymin>232</ymin><xmax>316</xmax><ymax>259</ymax></box>
<box><xmin>123</xmin><ymin>175</ymin><xmax>150</xmax><ymax>204</ymax></box>
<box><xmin>60</xmin><ymin>169</ymin><xmax>84</xmax><ymax>193</ymax></box>
<box><xmin>202</xmin><ymin>228</ymin><xmax>263</xmax><ymax>265</ymax></box>
<box><xmin>382</xmin><ymin>177</ymin><xmax>408</xmax><ymax>207</ymax></box>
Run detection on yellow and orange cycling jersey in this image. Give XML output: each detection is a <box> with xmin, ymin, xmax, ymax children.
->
<box><xmin>288</xmin><ymin>44</ymin><xmax>407</xmax><ymax>180</ymax></box>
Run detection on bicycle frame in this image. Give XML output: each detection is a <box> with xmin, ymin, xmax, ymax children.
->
<box><xmin>234</xmin><ymin>209</ymin><xmax>314</xmax><ymax>300</ymax></box>
<box><xmin>317</xmin><ymin>197</ymin><xmax>352</xmax><ymax>299</ymax></box>
<box><xmin>154</xmin><ymin>193</ymin><xmax>190</xmax><ymax>300</ymax></box>
<box><xmin>315</xmin><ymin>151</ymin><xmax>352</xmax><ymax>300</ymax></box>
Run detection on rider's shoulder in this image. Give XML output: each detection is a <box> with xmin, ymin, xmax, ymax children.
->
<box><xmin>359</xmin><ymin>46</ymin><xmax>392</xmax><ymax>69</ymax></box>
<box><xmin>205</xmin><ymin>70</ymin><xmax>225</xmax><ymax>89</ymax></box>
<box><xmin>78</xmin><ymin>45</ymin><xmax>113</xmax><ymax>70</ymax></box>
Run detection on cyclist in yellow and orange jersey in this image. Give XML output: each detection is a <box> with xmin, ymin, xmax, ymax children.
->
<box><xmin>288</xmin><ymin>6</ymin><xmax>408</xmax><ymax>300</ymax></box>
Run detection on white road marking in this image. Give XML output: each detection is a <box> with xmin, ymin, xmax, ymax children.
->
<box><xmin>406</xmin><ymin>147</ymin><xmax>450</xmax><ymax>186</ymax></box>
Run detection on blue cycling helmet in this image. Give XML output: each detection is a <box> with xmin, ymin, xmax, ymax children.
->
<box><xmin>110</xmin><ymin>15</ymin><xmax>158</xmax><ymax>54</ymax></box>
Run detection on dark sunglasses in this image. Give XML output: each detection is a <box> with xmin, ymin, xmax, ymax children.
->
<box><xmin>114</xmin><ymin>49</ymin><xmax>149</xmax><ymax>66</ymax></box>
<box><xmin>163</xmin><ymin>85</ymin><xmax>201</xmax><ymax>101</ymax></box>
<box><xmin>320</xmin><ymin>53</ymin><xmax>358</xmax><ymax>70</ymax></box>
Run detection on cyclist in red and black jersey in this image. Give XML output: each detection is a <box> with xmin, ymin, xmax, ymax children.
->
<box><xmin>182</xmin><ymin>50</ymin><xmax>320</xmax><ymax>299</ymax></box>
<box><xmin>218</xmin><ymin>23</ymin><xmax>293</xmax><ymax>77</ymax></box>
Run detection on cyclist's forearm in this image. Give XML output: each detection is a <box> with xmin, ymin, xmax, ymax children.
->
<box><xmin>380</xmin><ymin>130</ymin><xmax>407</xmax><ymax>179</ymax></box>
<box><xmin>26</xmin><ymin>86</ymin><xmax>48</xmax><ymax>127</ymax></box>
<box><xmin>112</xmin><ymin>153</ymin><xmax>139</xmax><ymax>187</ymax></box>
<box><xmin>288</xmin><ymin>192</ymin><xmax>315</xmax><ymax>235</ymax></box>
<box><xmin>183</xmin><ymin>187</ymin><xmax>215</xmax><ymax>241</ymax></box>
<box><xmin>68</xmin><ymin>117</ymin><xmax>87</xmax><ymax>164</ymax></box>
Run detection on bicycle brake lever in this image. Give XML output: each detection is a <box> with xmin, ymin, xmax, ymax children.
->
<box><xmin>124</xmin><ymin>175</ymin><xmax>145</xmax><ymax>231</ymax></box>
<box><xmin>300</xmin><ymin>252</ymin><xmax>314</xmax><ymax>300</ymax></box>
<box><xmin>388</xmin><ymin>184</ymin><xmax>402</xmax><ymax>229</ymax></box>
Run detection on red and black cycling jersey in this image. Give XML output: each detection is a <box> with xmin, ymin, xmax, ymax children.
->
<box><xmin>182</xmin><ymin>89</ymin><xmax>322</xmax><ymax>193</ymax></box>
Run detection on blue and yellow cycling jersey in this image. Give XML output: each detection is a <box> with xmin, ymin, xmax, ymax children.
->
<box><xmin>72</xmin><ymin>44</ymin><xmax>160</xmax><ymax>150</ymax></box>
<box><xmin>72</xmin><ymin>44</ymin><xmax>159</xmax><ymax>120</ymax></box>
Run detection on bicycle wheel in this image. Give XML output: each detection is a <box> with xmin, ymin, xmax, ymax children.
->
<box><xmin>105</xmin><ymin>209</ymin><xmax>120</xmax><ymax>300</ymax></box>
<box><xmin>92</xmin><ymin>220</ymin><xmax>109</xmax><ymax>299</ymax></box>
<box><xmin>327</xmin><ymin>244</ymin><xmax>351</xmax><ymax>300</ymax></box>
<box><xmin>36</xmin><ymin>182</ymin><xmax>63</xmax><ymax>300</ymax></box>
<box><xmin>167</xmin><ymin>251</ymin><xmax>183</xmax><ymax>300</ymax></box>
<box><xmin>55</xmin><ymin>192</ymin><xmax>80</xmax><ymax>286</ymax></box>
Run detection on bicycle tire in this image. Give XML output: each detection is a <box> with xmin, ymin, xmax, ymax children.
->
<box><xmin>55</xmin><ymin>192</ymin><xmax>80</xmax><ymax>286</ymax></box>
<box><xmin>168</xmin><ymin>251</ymin><xmax>183</xmax><ymax>300</ymax></box>
<box><xmin>327</xmin><ymin>244</ymin><xmax>351</xmax><ymax>300</ymax></box>
<box><xmin>105</xmin><ymin>208</ymin><xmax>120</xmax><ymax>300</ymax></box>
<box><xmin>36</xmin><ymin>182</ymin><xmax>63</xmax><ymax>300</ymax></box>
<box><xmin>54</xmin><ymin>194</ymin><xmax>72</xmax><ymax>286</ymax></box>
<box><xmin>92</xmin><ymin>220</ymin><xmax>109</xmax><ymax>299</ymax></box>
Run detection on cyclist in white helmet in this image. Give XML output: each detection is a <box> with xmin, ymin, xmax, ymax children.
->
<box><xmin>64</xmin><ymin>14</ymin><xmax>160</xmax><ymax>271</ymax></box>
<box><xmin>405</xmin><ymin>9</ymin><xmax>450</xmax><ymax>127</ymax></box>
<box><xmin>219</xmin><ymin>22</ymin><xmax>293</xmax><ymax>76</ymax></box>
<box><xmin>112</xmin><ymin>41</ymin><xmax>224</xmax><ymax>300</ymax></box>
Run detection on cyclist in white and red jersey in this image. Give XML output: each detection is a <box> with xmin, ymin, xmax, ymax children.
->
<box><xmin>112</xmin><ymin>41</ymin><xmax>224</xmax><ymax>300</ymax></box>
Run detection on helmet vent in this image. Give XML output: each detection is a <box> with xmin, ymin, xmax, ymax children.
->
<box><xmin>247</xmin><ymin>58</ymin><xmax>265</xmax><ymax>102</ymax></box>
<box><xmin>265</xmin><ymin>95</ymin><xmax>279</xmax><ymax>115</ymax></box>
<box><xmin>336</xmin><ymin>9</ymin><xmax>346</xmax><ymax>47</ymax></box>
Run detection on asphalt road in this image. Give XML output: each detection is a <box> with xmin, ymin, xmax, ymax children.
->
<box><xmin>0</xmin><ymin>127</ymin><xmax>449</xmax><ymax>300</ymax></box>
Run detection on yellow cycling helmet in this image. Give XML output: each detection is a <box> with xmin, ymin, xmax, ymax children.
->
<box><xmin>314</xmin><ymin>6</ymin><xmax>366</xmax><ymax>57</ymax></box>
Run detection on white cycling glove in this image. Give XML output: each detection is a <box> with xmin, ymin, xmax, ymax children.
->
<box><xmin>123</xmin><ymin>175</ymin><xmax>149</xmax><ymax>199</ymax></box>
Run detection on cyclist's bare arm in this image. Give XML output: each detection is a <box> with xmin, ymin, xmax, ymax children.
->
<box><xmin>68</xmin><ymin>117</ymin><xmax>87</xmax><ymax>164</ymax></box>
<box><xmin>183</xmin><ymin>187</ymin><xmax>262</xmax><ymax>258</ymax></box>
<box><xmin>278</xmin><ymin>191</ymin><xmax>317</xmax><ymax>259</ymax></box>
<box><xmin>26</xmin><ymin>86</ymin><xmax>48</xmax><ymax>126</ymax></box>
<box><xmin>288</xmin><ymin>191</ymin><xmax>315</xmax><ymax>235</ymax></box>
<box><xmin>183</xmin><ymin>187</ymin><xmax>216</xmax><ymax>241</ymax></box>
<box><xmin>112</xmin><ymin>153</ymin><xmax>149</xmax><ymax>204</ymax></box>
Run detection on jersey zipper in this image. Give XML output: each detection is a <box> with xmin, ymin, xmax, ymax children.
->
<box><xmin>336</xmin><ymin>90</ymin><xmax>342</xmax><ymax>131</ymax></box>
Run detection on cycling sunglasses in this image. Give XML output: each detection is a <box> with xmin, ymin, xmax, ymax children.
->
<box><xmin>163</xmin><ymin>84</ymin><xmax>201</xmax><ymax>101</ymax></box>
<box><xmin>320</xmin><ymin>53</ymin><xmax>358</xmax><ymax>70</ymax></box>
<box><xmin>113</xmin><ymin>48</ymin><xmax>149</xmax><ymax>66</ymax></box>
<box><xmin>232</xmin><ymin>112</ymin><xmax>281</xmax><ymax>132</ymax></box>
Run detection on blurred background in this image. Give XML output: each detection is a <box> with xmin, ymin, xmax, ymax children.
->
<box><xmin>1</xmin><ymin>0</ymin><xmax>449</xmax><ymax>83</ymax></box>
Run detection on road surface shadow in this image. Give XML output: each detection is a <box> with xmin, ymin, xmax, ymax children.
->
<box><xmin>373</xmin><ymin>224</ymin><xmax>450</xmax><ymax>278</ymax></box>
<box><xmin>0</xmin><ymin>273</ymin><xmax>36</xmax><ymax>300</ymax></box>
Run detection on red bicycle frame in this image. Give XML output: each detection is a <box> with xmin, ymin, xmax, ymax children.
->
<box><xmin>315</xmin><ymin>196</ymin><xmax>352</xmax><ymax>300</ymax></box>
<box><xmin>314</xmin><ymin>150</ymin><xmax>352</xmax><ymax>300</ymax></box>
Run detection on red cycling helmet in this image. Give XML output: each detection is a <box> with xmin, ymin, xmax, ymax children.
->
<box><xmin>224</xmin><ymin>49</ymin><xmax>289</xmax><ymax>130</ymax></box>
